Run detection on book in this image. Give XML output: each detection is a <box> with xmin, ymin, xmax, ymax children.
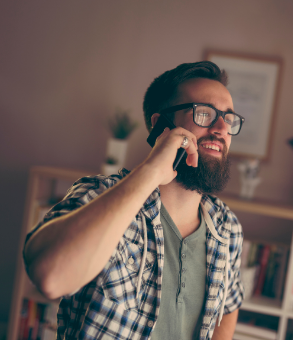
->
<box><xmin>36</xmin><ymin>304</ymin><xmax>47</xmax><ymax>340</ymax></box>
<box><xmin>262</xmin><ymin>245</ymin><xmax>277</xmax><ymax>297</ymax></box>
<box><xmin>262</xmin><ymin>245</ymin><xmax>288</xmax><ymax>298</ymax></box>
<box><xmin>247</xmin><ymin>242</ymin><xmax>260</xmax><ymax>267</ymax></box>
<box><xmin>275</xmin><ymin>246</ymin><xmax>289</xmax><ymax>300</ymax></box>
<box><xmin>18</xmin><ymin>299</ymin><xmax>57</xmax><ymax>340</ymax></box>
<box><xmin>27</xmin><ymin>300</ymin><xmax>37</xmax><ymax>340</ymax></box>
<box><xmin>254</xmin><ymin>244</ymin><xmax>271</xmax><ymax>296</ymax></box>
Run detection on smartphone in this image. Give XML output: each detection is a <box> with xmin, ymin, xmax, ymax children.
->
<box><xmin>147</xmin><ymin>114</ymin><xmax>186</xmax><ymax>170</ymax></box>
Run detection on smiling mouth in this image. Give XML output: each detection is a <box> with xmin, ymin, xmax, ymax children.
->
<box><xmin>201</xmin><ymin>144</ymin><xmax>221</xmax><ymax>152</ymax></box>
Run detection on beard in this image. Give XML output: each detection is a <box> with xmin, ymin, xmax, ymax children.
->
<box><xmin>175</xmin><ymin>135</ymin><xmax>231</xmax><ymax>195</ymax></box>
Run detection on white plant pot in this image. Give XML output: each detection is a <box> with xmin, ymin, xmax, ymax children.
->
<box><xmin>101</xmin><ymin>163</ymin><xmax>121</xmax><ymax>176</ymax></box>
<box><xmin>106</xmin><ymin>138</ymin><xmax>128</xmax><ymax>167</ymax></box>
<box><xmin>240</xmin><ymin>177</ymin><xmax>261</xmax><ymax>200</ymax></box>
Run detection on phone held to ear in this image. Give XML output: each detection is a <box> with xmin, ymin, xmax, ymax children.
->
<box><xmin>147</xmin><ymin>114</ymin><xmax>186</xmax><ymax>171</ymax></box>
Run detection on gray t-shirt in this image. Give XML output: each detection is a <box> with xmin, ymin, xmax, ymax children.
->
<box><xmin>151</xmin><ymin>204</ymin><xmax>207</xmax><ymax>340</ymax></box>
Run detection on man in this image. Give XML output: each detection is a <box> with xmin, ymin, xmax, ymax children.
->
<box><xmin>24</xmin><ymin>61</ymin><xmax>244</xmax><ymax>340</ymax></box>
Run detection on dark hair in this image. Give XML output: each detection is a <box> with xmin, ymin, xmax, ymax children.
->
<box><xmin>143</xmin><ymin>61</ymin><xmax>228</xmax><ymax>132</ymax></box>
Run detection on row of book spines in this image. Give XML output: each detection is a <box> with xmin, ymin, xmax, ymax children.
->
<box><xmin>18</xmin><ymin>299</ymin><xmax>52</xmax><ymax>340</ymax></box>
<box><xmin>241</xmin><ymin>240</ymin><xmax>289</xmax><ymax>299</ymax></box>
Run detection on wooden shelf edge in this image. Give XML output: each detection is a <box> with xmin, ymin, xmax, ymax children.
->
<box><xmin>241</xmin><ymin>297</ymin><xmax>283</xmax><ymax>316</ymax></box>
<box><xmin>219</xmin><ymin>195</ymin><xmax>293</xmax><ymax>221</ymax></box>
<box><xmin>30</xmin><ymin>166</ymin><xmax>96</xmax><ymax>181</ymax></box>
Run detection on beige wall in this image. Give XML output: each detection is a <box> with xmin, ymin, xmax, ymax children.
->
<box><xmin>1</xmin><ymin>0</ymin><xmax>293</xmax><ymax>323</ymax></box>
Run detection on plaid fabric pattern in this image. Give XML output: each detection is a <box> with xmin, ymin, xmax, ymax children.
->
<box><xmin>24</xmin><ymin>169</ymin><xmax>244</xmax><ymax>340</ymax></box>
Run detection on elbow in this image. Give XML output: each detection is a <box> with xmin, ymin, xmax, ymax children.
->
<box><xmin>25</xmin><ymin>244</ymin><xmax>64</xmax><ymax>299</ymax></box>
<box><xmin>27</xmin><ymin>261</ymin><xmax>63</xmax><ymax>300</ymax></box>
<box><xmin>38</xmin><ymin>279</ymin><xmax>62</xmax><ymax>300</ymax></box>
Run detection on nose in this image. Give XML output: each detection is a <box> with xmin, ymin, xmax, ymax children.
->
<box><xmin>209</xmin><ymin>116</ymin><xmax>229</xmax><ymax>136</ymax></box>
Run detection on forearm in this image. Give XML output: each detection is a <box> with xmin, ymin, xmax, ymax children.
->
<box><xmin>25</xmin><ymin>162</ymin><xmax>161</xmax><ymax>299</ymax></box>
<box><xmin>212</xmin><ymin>309</ymin><xmax>238</xmax><ymax>340</ymax></box>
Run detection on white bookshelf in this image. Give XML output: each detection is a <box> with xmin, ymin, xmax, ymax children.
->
<box><xmin>7</xmin><ymin>166</ymin><xmax>94</xmax><ymax>340</ymax></box>
<box><xmin>220</xmin><ymin>194</ymin><xmax>293</xmax><ymax>340</ymax></box>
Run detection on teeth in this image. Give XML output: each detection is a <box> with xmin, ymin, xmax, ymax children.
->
<box><xmin>202</xmin><ymin>144</ymin><xmax>220</xmax><ymax>152</ymax></box>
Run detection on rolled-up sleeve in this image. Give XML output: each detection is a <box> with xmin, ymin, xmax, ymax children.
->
<box><xmin>224</xmin><ymin>212</ymin><xmax>245</xmax><ymax>314</ymax></box>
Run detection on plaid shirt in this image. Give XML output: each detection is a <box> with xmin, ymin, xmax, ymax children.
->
<box><xmin>24</xmin><ymin>169</ymin><xmax>244</xmax><ymax>340</ymax></box>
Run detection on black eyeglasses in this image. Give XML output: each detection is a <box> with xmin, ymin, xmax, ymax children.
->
<box><xmin>159</xmin><ymin>103</ymin><xmax>245</xmax><ymax>136</ymax></box>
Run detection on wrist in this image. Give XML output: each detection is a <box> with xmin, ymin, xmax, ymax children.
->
<box><xmin>132</xmin><ymin>161</ymin><xmax>162</xmax><ymax>190</ymax></box>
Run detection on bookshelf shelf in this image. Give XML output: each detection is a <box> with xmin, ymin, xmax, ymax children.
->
<box><xmin>235</xmin><ymin>322</ymin><xmax>277</xmax><ymax>340</ymax></box>
<box><xmin>241</xmin><ymin>296</ymin><xmax>282</xmax><ymax>316</ymax></box>
<box><xmin>219</xmin><ymin>194</ymin><xmax>293</xmax><ymax>221</ymax></box>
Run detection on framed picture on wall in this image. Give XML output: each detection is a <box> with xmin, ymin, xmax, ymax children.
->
<box><xmin>205</xmin><ymin>51</ymin><xmax>282</xmax><ymax>160</ymax></box>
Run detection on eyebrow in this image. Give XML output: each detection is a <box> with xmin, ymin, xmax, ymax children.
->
<box><xmin>204</xmin><ymin>102</ymin><xmax>235</xmax><ymax>114</ymax></box>
<box><xmin>226</xmin><ymin>107</ymin><xmax>235</xmax><ymax>114</ymax></box>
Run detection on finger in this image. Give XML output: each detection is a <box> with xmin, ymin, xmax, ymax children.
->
<box><xmin>162</xmin><ymin>127</ymin><xmax>170</xmax><ymax>135</ymax></box>
<box><xmin>172</xmin><ymin>134</ymin><xmax>198</xmax><ymax>168</ymax></box>
<box><xmin>156</xmin><ymin>127</ymin><xmax>170</xmax><ymax>142</ymax></box>
<box><xmin>182</xmin><ymin>136</ymin><xmax>198</xmax><ymax>167</ymax></box>
<box><xmin>171</xmin><ymin>127</ymin><xmax>197</xmax><ymax>148</ymax></box>
<box><xmin>177</xmin><ymin>135</ymin><xmax>197</xmax><ymax>155</ymax></box>
<box><xmin>186</xmin><ymin>152</ymin><xmax>198</xmax><ymax>167</ymax></box>
<box><xmin>180</xmin><ymin>136</ymin><xmax>189</xmax><ymax>149</ymax></box>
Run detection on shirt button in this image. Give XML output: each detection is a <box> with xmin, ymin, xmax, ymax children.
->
<box><xmin>128</xmin><ymin>257</ymin><xmax>134</xmax><ymax>265</ymax></box>
<box><xmin>182</xmin><ymin>282</ymin><xmax>185</xmax><ymax>288</ymax></box>
<box><xmin>182</xmin><ymin>253</ymin><xmax>186</xmax><ymax>259</ymax></box>
<box><xmin>184</xmin><ymin>240</ymin><xmax>188</xmax><ymax>244</ymax></box>
<box><xmin>182</xmin><ymin>268</ymin><xmax>186</xmax><ymax>273</ymax></box>
<box><xmin>148</xmin><ymin>321</ymin><xmax>154</xmax><ymax>327</ymax></box>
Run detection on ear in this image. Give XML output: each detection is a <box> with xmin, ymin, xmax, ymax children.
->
<box><xmin>151</xmin><ymin>113</ymin><xmax>160</xmax><ymax>128</ymax></box>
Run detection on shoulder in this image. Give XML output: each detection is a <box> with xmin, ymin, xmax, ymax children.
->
<box><xmin>24</xmin><ymin>169</ymin><xmax>130</xmax><ymax>245</ymax></box>
<box><xmin>64</xmin><ymin>168</ymin><xmax>130</xmax><ymax>201</ymax></box>
<box><xmin>202</xmin><ymin>195</ymin><xmax>242</xmax><ymax>229</ymax></box>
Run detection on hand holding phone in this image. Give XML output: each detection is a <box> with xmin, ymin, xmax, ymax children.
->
<box><xmin>147</xmin><ymin>114</ymin><xmax>187</xmax><ymax>171</ymax></box>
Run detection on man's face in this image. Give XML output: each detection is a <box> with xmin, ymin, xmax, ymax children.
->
<box><xmin>174</xmin><ymin>77</ymin><xmax>233</xmax><ymax>154</ymax></box>
<box><xmin>173</xmin><ymin>78</ymin><xmax>233</xmax><ymax>194</ymax></box>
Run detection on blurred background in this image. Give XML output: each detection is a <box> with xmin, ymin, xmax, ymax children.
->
<box><xmin>1</xmin><ymin>0</ymin><xmax>293</xmax><ymax>338</ymax></box>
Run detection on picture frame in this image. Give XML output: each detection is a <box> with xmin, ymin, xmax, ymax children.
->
<box><xmin>205</xmin><ymin>50</ymin><xmax>282</xmax><ymax>160</ymax></box>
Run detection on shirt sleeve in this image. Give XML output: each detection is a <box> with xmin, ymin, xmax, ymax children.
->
<box><xmin>22</xmin><ymin>173</ymin><xmax>123</xmax><ymax>272</ymax></box>
<box><xmin>223</xmin><ymin>210</ymin><xmax>245</xmax><ymax>314</ymax></box>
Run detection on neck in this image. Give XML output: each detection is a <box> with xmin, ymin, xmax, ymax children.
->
<box><xmin>159</xmin><ymin>179</ymin><xmax>202</xmax><ymax>238</ymax></box>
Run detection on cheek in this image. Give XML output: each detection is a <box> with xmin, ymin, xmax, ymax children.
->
<box><xmin>174</xmin><ymin>114</ymin><xmax>188</xmax><ymax>128</ymax></box>
<box><xmin>192</xmin><ymin>126</ymin><xmax>209</xmax><ymax>140</ymax></box>
<box><xmin>226</xmin><ymin>136</ymin><xmax>232</xmax><ymax>150</ymax></box>
<box><xmin>174</xmin><ymin>111</ymin><xmax>194</xmax><ymax>127</ymax></box>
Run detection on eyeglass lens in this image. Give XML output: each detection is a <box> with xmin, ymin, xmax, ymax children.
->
<box><xmin>193</xmin><ymin>105</ymin><xmax>241</xmax><ymax>135</ymax></box>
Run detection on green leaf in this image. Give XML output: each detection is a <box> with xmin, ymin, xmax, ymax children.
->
<box><xmin>108</xmin><ymin>108</ymin><xmax>139</xmax><ymax>139</ymax></box>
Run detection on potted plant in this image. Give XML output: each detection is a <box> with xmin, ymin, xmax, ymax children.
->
<box><xmin>108</xmin><ymin>108</ymin><xmax>138</xmax><ymax>140</ymax></box>
<box><xmin>106</xmin><ymin>108</ymin><xmax>138</xmax><ymax>167</ymax></box>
